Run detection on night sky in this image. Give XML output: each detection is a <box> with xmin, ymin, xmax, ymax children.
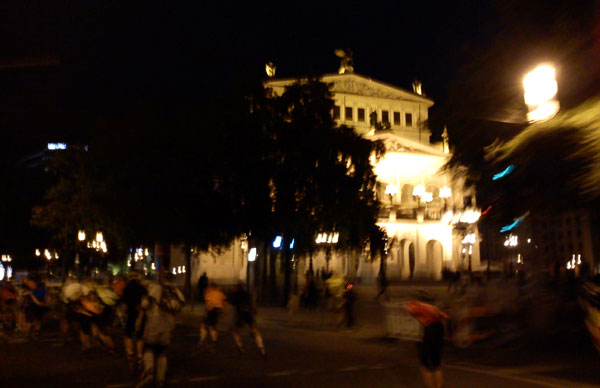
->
<box><xmin>1</xmin><ymin>1</ymin><xmax>599</xmax><ymax>156</ymax></box>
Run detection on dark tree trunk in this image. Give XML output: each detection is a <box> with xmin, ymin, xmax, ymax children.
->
<box><xmin>155</xmin><ymin>242</ymin><xmax>170</xmax><ymax>272</ymax></box>
<box><xmin>261</xmin><ymin>241</ymin><xmax>268</xmax><ymax>298</ymax></box>
<box><xmin>282</xmin><ymin>247</ymin><xmax>292</xmax><ymax>307</ymax></box>
<box><xmin>184</xmin><ymin>243</ymin><xmax>192</xmax><ymax>302</ymax></box>
<box><xmin>269</xmin><ymin>247</ymin><xmax>277</xmax><ymax>302</ymax></box>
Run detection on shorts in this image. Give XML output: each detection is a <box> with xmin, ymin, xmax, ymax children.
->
<box><xmin>93</xmin><ymin>305</ymin><xmax>114</xmax><ymax>329</ymax></box>
<box><xmin>125</xmin><ymin>309</ymin><xmax>145</xmax><ymax>339</ymax></box>
<box><xmin>418</xmin><ymin>321</ymin><xmax>444</xmax><ymax>371</ymax></box>
<box><xmin>235</xmin><ymin>311</ymin><xmax>255</xmax><ymax>328</ymax></box>
<box><xmin>25</xmin><ymin>304</ymin><xmax>49</xmax><ymax>322</ymax></box>
<box><xmin>204</xmin><ymin>308</ymin><xmax>222</xmax><ymax>327</ymax></box>
<box><xmin>77</xmin><ymin>313</ymin><xmax>93</xmax><ymax>335</ymax></box>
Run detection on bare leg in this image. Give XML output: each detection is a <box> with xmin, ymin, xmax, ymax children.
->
<box><xmin>156</xmin><ymin>351</ymin><xmax>167</xmax><ymax>386</ymax></box>
<box><xmin>420</xmin><ymin>366</ymin><xmax>436</xmax><ymax>388</ymax></box>
<box><xmin>92</xmin><ymin>324</ymin><xmax>115</xmax><ymax>350</ymax></box>
<box><xmin>137</xmin><ymin>347</ymin><xmax>154</xmax><ymax>388</ymax></box>
<box><xmin>80</xmin><ymin>330</ymin><xmax>91</xmax><ymax>350</ymax></box>
<box><xmin>125</xmin><ymin>336</ymin><xmax>136</xmax><ymax>371</ymax></box>
<box><xmin>251</xmin><ymin>325</ymin><xmax>265</xmax><ymax>356</ymax></box>
<box><xmin>199</xmin><ymin>323</ymin><xmax>207</xmax><ymax>345</ymax></box>
<box><xmin>433</xmin><ymin>367</ymin><xmax>444</xmax><ymax>388</ymax></box>
<box><xmin>232</xmin><ymin>328</ymin><xmax>244</xmax><ymax>351</ymax></box>
<box><xmin>209</xmin><ymin>326</ymin><xmax>218</xmax><ymax>343</ymax></box>
<box><xmin>136</xmin><ymin>339</ymin><xmax>144</xmax><ymax>367</ymax></box>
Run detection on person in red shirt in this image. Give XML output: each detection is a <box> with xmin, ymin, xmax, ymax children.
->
<box><xmin>406</xmin><ymin>293</ymin><xmax>450</xmax><ymax>388</ymax></box>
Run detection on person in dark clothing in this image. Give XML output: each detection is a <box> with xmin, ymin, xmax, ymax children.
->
<box><xmin>197</xmin><ymin>272</ymin><xmax>208</xmax><ymax>306</ymax></box>
<box><xmin>122</xmin><ymin>272</ymin><xmax>147</xmax><ymax>373</ymax></box>
<box><xmin>230</xmin><ymin>283</ymin><xmax>265</xmax><ymax>357</ymax></box>
<box><xmin>374</xmin><ymin>274</ymin><xmax>390</xmax><ymax>301</ymax></box>
<box><xmin>338</xmin><ymin>281</ymin><xmax>356</xmax><ymax>328</ymax></box>
<box><xmin>25</xmin><ymin>279</ymin><xmax>49</xmax><ymax>340</ymax></box>
<box><xmin>405</xmin><ymin>294</ymin><xmax>449</xmax><ymax>388</ymax></box>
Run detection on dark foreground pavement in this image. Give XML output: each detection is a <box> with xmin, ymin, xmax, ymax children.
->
<box><xmin>1</xmin><ymin>302</ymin><xmax>599</xmax><ymax>388</ymax></box>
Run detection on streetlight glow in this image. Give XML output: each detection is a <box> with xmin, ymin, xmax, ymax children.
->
<box><xmin>523</xmin><ymin>64</ymin><xmax>559</xmax><ymax>122</ymax></box>
<box><xmin>78</xmin><ymin>230</ymin><xmax>86</xmax><ymax>241</ymax></box>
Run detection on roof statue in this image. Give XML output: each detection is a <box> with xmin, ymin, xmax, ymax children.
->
<box><xmin>412</xmin><ymin>80</ymin><xmax>423</xmax><ymax>95</ymax></box>
<box><xmin>442</xmin><ymin>125</ymin><xmax>450</xmax><ymax>153</ymax></box>
<box><xmin>335</xmin><ymin>48</ymin><xmax>354</xmax><ymax>75</ymax></box>
<box><xmin>265</xmin><ymin>61</ymin><xmax>276</xmax><ymax>78</ymax></box>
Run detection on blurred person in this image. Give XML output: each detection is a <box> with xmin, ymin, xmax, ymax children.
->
<box><xmin>136</xmin><ymin>272</ymin><xmax>185</xmax><ymax>388</ymax></box>
<box><xmin>112</xmin><ymin>275</ymin><xmax>127</xmax><ymax>328</ymax></box>
<box><xmin>230</xmin><ymin>283</ymin><xmax>266</xmax><ymax>357</ymax></box>
<box><xmin>198</xmin><ymin>283</ymin><xmax>226</xmax><ymax>347</ymax></box>
<box><xmin>91</xmin><ymin>281</ymin><xmax>118</xmax><ymax>353</ymax></box>
<box><xmin>61</xmin><ymin>278</ymin><xmax>92</xmax><ymax>348</ymax></box>
<box><xmin>24</xmin><ymin>277</ymin><xmax>50</xmax><ymax>340</ymax></box>
<box><xmin>123</xmin><ymin>271</ymin><xmax>148</xmax><ymax>373</ymax></box>
<box><xmin>374</xmin><ymin>273</ymin><xmax>390</xmax><ymax>302</ymax></box>
<box><xmin>77</xmin><ymin>290</ymin><xmax>116</xmax><ymax>352</ymax></box>
<box><xmin>197</xmin><ymin>272</ymin><xmax>208</xmax><ymax>306</ymax></box>
<box><xmin>113</xmin><ymin>275</ymin><xmax>126</xmax><ymax>299</ymax></box>
<box><xmin>1</xmin><ymin>281</ymin><xmax>19</xmax><ymax>335</ymax></box>
<box><xmin>406</xmin><ymin>292</ymin><xmax>450</xmax><ymax>388</ymax></box>
<box><xmin>302</xmin><ymin>271</ymin><xmax>318</xmax><ymax>310</ymax></box>
<box><xmin>337</xmin><ymin>280</ymin><xmax>357</xmax><ymax>328</ymax></box>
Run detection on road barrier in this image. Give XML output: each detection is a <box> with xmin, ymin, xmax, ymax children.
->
<box><xmin>383</xmin><ymin>301</ymin><xmax>422</xmax><ymax>340</ymax></box>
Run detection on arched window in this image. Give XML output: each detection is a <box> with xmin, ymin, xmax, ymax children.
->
<box><xmin>401</xmin><ymin>184</ymin><xmax>414</xmax><ymax>204</ymax></box>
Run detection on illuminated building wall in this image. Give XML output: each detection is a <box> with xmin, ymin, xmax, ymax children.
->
<box><xmin>171</xmin><ymin>72</ymin><xmax>480</xmax><ymax>284</ymax></box>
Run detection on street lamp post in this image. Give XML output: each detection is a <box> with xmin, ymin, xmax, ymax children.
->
<box><xmin>439</xmin><ymin>186</ymin><xmax>452</xmax><ymax>211</ymax></box>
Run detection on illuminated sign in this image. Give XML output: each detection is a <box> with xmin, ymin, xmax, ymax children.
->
<box><xmin>47</xmin><ymin>143</ymin><xmax>67</xmax><ymax>151</ymax></box>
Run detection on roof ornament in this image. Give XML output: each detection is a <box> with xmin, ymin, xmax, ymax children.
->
<box><xmin>442</xmin><ymin>125</ymin><xmax>450</xmax><ymax>153</ymax></box>
<box><xmin>334</xmin><ymin>49</ymin><xmax>354</xmax><ymax>75</ymax></box>
<box><xmin>412</xmin><ymin>80</ymin><xmax>422</xmax><ymax>95</ymax></box>
<box><xmin>265</xmin><ymin>61</ymin><xmax>276</xmax><ymax>78</ymax></box>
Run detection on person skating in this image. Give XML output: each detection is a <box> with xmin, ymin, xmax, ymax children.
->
<box><xmin>337</xmin><ymin>280</ymin><xmax>357</xmax><ymax>328</ymax></box>
<box><xmin>24</xmin><ymin>276</ymin><xmax>49</xmax><ymax>340</ymax></box>
<box><xmin>122</xmin><ymin>272</ymin><xmax>147</xmax><ymax>373</ymax></box>
<box><xmin>405</xmin><ymin>292</ymin><xmax>450</xmax><ymax>388</ymax></box>
<box><xmin>374</xmin><ymin>273</ymin><xmax>390</xmax><ymax>302</ymax></box>
<box><xmin>197</xmin><ymin>272</ymin><xmax>208</xmax><ymax>308</ymax></box>
<box><xmin>230</xmin><ymin>283</ymin><xmax>266</xmax><ymax>358</ymax></box>
<box><xmin>136</xmin><ymin>272</ymin><xmax>185</xmax><ymax>388</ymax></box>
<box><xmin>198</xmin><ymin>283</ymin><xmax>226</xmax><ymax>348</ymax></box>
<box><xmin>61</xmin><ymin>278</ymin><xmax>93</xmax><ymax>349</ymax></box>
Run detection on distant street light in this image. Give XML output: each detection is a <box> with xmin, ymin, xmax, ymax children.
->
<box><xmin>523</xmin><ymin>64</ymin><xmax>559</xmax><ymax>122</ymax></box>
<box><xmin>316</xmin><ymin>232</ymin><xmax>339</xmax><ymax>271</ymax></box>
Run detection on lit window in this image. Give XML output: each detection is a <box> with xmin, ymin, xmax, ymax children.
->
<box><xmin>381</xmin><ymin>110</ymin><xmax>389</xmax><ymax>124</ymax></box>
<box><xmin>345</xmin><ymin>107</ymin><xmax>353</xmax><ymax>121</ymax></box>
<box><xmin>405</xmin><ymin>113</ymin><xmax>413</xmax><ymax>126</ymax></box>
<box><xmin>357</xmin><ymin>108</ymin><xmax>365</xmax><ymax>122</ymax></box>
<box><xmin>333</xmin><ymin>106</ymin><xmax>340</xmax><ymax>120</ymax></box>
<box><xmin>393</xmin><ymin>112</ymin><xmax>401</xmax><ymax>125</ymax></box>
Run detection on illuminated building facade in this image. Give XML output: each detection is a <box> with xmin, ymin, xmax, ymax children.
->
<box><xmin>171</xmin><ymin>71</ymin><xmax>480</xmax><ymax>285</ymax></box>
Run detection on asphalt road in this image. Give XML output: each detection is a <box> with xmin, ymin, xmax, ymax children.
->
<box><xmin>1</xmin><ymin>311</ymin><xmax>599</xmax><ymax>388</ymax></box>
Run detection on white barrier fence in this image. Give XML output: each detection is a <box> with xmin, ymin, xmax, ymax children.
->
<box><xmin>383</xmin><ymin>301</ymin><xmax>422</xmax><ymax>341</ymax></box>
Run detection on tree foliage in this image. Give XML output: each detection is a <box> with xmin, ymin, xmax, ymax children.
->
<box><xmin>32</xmin><ymin>76</ymin><xmax>383</xmax><ymax>286</ymax></box>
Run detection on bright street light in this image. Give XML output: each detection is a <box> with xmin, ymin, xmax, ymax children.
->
<box><xmin>523</xmin><ymin>64</ymin><xmax>559</xmax><ymax>122</ymax></box>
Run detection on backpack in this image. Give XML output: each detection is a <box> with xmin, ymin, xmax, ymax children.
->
<box><xmin>158</xmin><ymin>284</ymin><xmax>185</xmax><ymax>314</ymax></box>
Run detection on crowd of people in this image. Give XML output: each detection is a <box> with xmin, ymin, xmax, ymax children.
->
<box><xmin>0</xmin><ymin>271</ymin><xmax>267</xmax><ymax>388</ymax></box>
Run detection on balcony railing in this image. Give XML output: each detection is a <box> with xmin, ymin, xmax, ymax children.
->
<box><xmin>378</xmin><ymin>206</ymin><xmax>443</xmax><ymax>221</ymax></box>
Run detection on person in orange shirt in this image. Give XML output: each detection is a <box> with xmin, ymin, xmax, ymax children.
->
<box><xmin>406</xmin><ymin>293</ymin><xmax>450</xmax><ymax>388</ymax></box>
<box><xmin>198</xmin><ymin>283</ymin><xmax>227</xmax><ymax>347</ymax></box>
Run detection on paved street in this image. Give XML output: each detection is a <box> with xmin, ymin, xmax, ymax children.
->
<box><xmin>2</xmin><ymin>289</ymin><xmax>599</xmax><ymax>388</ymax></box>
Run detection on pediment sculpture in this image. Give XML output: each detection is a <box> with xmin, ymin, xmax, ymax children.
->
<box><xmin>331</xmin><ymin>79</ymin><xmax>402</xmax><ymax>100</ymax></box>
